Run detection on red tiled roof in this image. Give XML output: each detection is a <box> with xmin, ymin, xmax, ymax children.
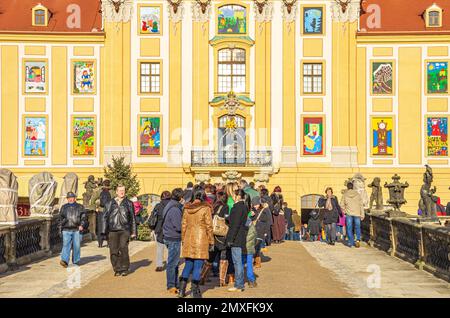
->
<box><xmin>360</xmin><ymin>0</ymin><xmax>450</xmax><ymax>33</ymax></box>
<box><xmin>0</xmin><ymin>0</ymin><xmax>102</xmax><ymax>33</ymax></box>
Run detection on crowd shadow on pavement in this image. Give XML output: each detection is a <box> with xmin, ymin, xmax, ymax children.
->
<box><xmin>129</xmin><ymin>259</ymin><xmax>152</xmax><ymax>273</ymax></box>
<box><xmin>0</xmin><ymin>265</ymin><xmax>31</xmax><ymax>279</ymax></box>
<box><xmin>77</xmin><ymin>255</ymin><xmax>107</xmax><ymax>266</ymax></box>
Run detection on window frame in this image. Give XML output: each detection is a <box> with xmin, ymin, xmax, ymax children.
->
<box><xmin>425</xmin><ymin>5</ymin><xmax>443</xmax><ymax>28</ymax></box>
<box><xmin>301</xmin><ymin>61</ymin><xmax>325</xmax><ymax>95</ymax></box>
<box><xmin>138</xmin><ymin>60</ymin><xmax>163</xmax><ymax>95</ymax></box>
<box><xmin>217</xmin><ymin>48</ymin><xmax>246</xmax><ymax>94</ymax></box>
<box><xmin>32</xmin><ymin>5</ymin><xmax>48</xmax><ymax>27</ymax></box>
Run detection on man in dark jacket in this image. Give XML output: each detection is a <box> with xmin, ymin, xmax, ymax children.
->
<box><xmin>59</xmin><ymin>192</ymin><xmax>88</xmax><ymax>268</ymax></box>
<box><xmin>102</xmin><ymin>185</ymin><xmax>136</xmax><ymax>276</ymax></box>
<box><xmin>162</xmin><ymin>188</ymin><xmax>184</xmax><ymax>295</ymax></box>
<box><xmin>151</xmin><ymin>191</ymin><xmax>171</xmax><ymax>272</ymax></box>
<box><xmin>225</xmin><ymin>192</ymin><xmax>249</xmax><ymax>292</ymax></box>
<box><xmin>308</xmin><ymin>210</ymin><xmax>322</xmax><ymax>241</ymax></box>
<box><xmin>283</xmin><ymin>202</ymin><xmax>294</xmax><ymax>241</ymax></box>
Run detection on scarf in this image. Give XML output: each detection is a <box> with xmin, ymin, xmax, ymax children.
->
<box><xmin>326</xmin><ymin>196</ymin><xmax>333</xmax><ymax>211</ymax></box>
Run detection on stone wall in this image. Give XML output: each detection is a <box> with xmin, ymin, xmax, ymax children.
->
<box><xmin>362</xmin><ymin>211</ymin><xmax>450</xmax><ymax>282</ymax></box>
<box><xmin>0</xmin><ymin>211</ymin><xmax>96</xmax><ymax>274</ymax></box>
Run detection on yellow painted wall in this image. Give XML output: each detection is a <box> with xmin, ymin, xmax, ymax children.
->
<box><xmin>398</xmin><ymin>47</ymin><xmax>422</xmax><ymax>164</ymax></box>
<box><xmin>1</xmin><ymin>45</ymin><xmax>19</xmax><ymax>165</ymax></box>
<box><xmin>52</xmin><ymin>46</ymin><xmax>67</xmax><ymax>165</ymax></box>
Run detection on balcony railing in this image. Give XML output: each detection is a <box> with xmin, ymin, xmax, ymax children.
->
<box><xmin>191</xmin><ymin>150</ymin><xmax>273</xmax><ymax>167</ymax></box>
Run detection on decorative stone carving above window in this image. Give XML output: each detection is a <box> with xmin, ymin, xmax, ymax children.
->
<box><xmin>331</xmin><ymin>0</ymin><xmax>360</xmax><ymax>23</ymax></box>
<box><xmin>102</xmin><ymin>0</ymin><xmax>133</xmax><ymax>23</ymax></box>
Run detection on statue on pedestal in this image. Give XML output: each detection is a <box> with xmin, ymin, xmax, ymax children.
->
<box><xmin>384</xmin><ymin>174</ymin><xmax>409</xmax><ymax>214</ymax></box>
<box><xmin>418</xmin><ymin>165</ymin><xmax>438</xmax><ymax>219</ymax></box>
<box><xmin>82</xmin><ymin>175</ymin><xmax>99</xmax><ymax>207</ymax></box>
<box><xmin>0</xmin><ymin>169</ymin><xmax>18</xmax><ymax>224</ymax></box>
<box><xmin>368</xmin><ymin>177</ymin><xmax>383</xmax><ymax>210</ymax></box>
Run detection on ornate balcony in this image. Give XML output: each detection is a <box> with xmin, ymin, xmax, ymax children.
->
<box><xmin>191</xmin><ymin>150</ymin><xmax>273</xmax><ymax>167</ymax></box>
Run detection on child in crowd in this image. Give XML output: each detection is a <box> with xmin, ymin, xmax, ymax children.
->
<box><xmin>307</xmin><ymin>210</ymin><xmax>321</xmax><ymax>242</ymax></box>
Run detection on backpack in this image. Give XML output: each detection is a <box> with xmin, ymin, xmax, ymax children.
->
<box><xmin>148</xmin><ymin>204</ymin><xmax>160</xmax><ymax>230</ymax></box>
<box><xmin>99</xmin><ymin>189</ymin><xmax>112</xmax><ymax>208</ymax></box>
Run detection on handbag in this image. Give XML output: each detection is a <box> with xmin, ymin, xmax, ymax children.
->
<box><xmin>212</xmin><ymin>214</ymin><xmax>229</xmax><ymax>237</ymax></box>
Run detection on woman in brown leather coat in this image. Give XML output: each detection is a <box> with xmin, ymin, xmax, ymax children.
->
<box><xmin>178</xmin><ymin>188</ymin><xmax>214</xmax><ymax>298</ymax></box>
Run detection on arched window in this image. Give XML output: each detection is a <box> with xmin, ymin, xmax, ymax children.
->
<box><xmin>32</xmin><ymin>5</ymin><xmax>48</xmax><ymax>26</ymax></box>
<box><xmin>429</xmin><ymin>11</ymin><xmax>440</xmax><ymax>27</ymax></box>
<box><xmin>425</xmin><ymin>5</ymin><xmax>443</xmax><ymax>28</ymax></box>
<box><xmin>218</xmin><ymin>48</ymin><xmax>246</xmax><ymax>93</ymax></box>
<box><xmin>218</xmin><ymin>115</ymin><xmax>246</xmax><ymax>164</ymax></box>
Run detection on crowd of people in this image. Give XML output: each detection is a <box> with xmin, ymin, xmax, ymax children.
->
<box><xmin>148</xmin><ymin>180</ymin><xmax>300</xmax><ymax>297</ymax></box>
<box><xmin>56</xmin><ymin>178</ymin><xmax>367</xmax><ymax>298</ymax></box>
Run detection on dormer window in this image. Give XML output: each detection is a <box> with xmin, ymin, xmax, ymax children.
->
<box><xmin>425</xmin><ymin>4</ymin><xmax>443</xmax><ymax>28</ymax></box>
<box><xmin>32</xmin><ymin>4</ymin><xmax>49</xmax><ymax>26</ymax></box>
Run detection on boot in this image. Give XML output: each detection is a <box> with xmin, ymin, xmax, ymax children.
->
<box><xmin>191</xmin><ymin>280</ymin><xmax>202</xmax><ymax>298</ymax></box>
<box><xmin>228</xmin><ymin>274</ymin><xmax>235</xmax><ymax>285</ymax></box>
<box><xmin>219</xmin><ymin>260</ymin><xmax>229</xmax><ymax>287</ymax></box>
<box><xmin>178</xmin><ymin>277</ymin><xmax>188</xmax><ymax>298</ymax></box>
<box><xmin>199</xmin><ymin>261</ymin><xmax>213</xmax><ymax>285</ymax></box>
<box><xmin>254</xmin><ymin>256</ymin><xmax>261</xmax><ymax>269</ymax></box>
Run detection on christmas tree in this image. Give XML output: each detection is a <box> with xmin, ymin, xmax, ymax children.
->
<box><xmin>103</xmin><ymin>156</ymin><xmax>140</xmax><ymax>197</ymax></box>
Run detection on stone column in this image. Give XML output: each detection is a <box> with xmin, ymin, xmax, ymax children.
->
<box><xmin>330</xmin><ymin>1</ymin><xmax>360</xmax><ymax>167</ymax></box>
<box><xmin>101</xmin><ymin>0</ymin><xmax>133</xmax><ymax>165</ymax></box>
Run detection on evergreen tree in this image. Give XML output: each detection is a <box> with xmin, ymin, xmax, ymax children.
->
<box><xmin>103</xmin><ymin>156</ymin><xmax>140</xmax><ymax>197</ymax></box>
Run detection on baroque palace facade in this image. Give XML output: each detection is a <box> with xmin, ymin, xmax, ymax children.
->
<box><xmin>0</xmin><ymin>0</ymin><xmax>450</xmax><ymax>213</ymax></box>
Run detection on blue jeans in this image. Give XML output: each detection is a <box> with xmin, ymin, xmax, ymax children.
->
<box><xmin>346</xmin><ymin>215</ymin><xmax>361</xmax><ymax>247</ymax></box>
<box><xmin>285</xmin><ymin>227</ymin><xmax>294</xmax><ymax>240</ymax></box>
<box><xmin>181</xmin><ymin>258</ymin><xmax>204</xmax><ymax>282</ymax></box>
<box><xmin>61</xmin><ymin>230</ymin><xmax>82</xmax><ymax>265</ymax></box>
<box><xmin>231</xmin><ymin>247</ymin><xmax>245</xmax><ymax>289</ymax></box>
<box><xmin>242</xmin><ymin>254</ymin><xmax>255</xmax><ymax>283</ymax></box>
<box><xmin>293</xmin><ymin>232</ymin><xmax>301</xmax><ymax>241</ymax></box>
<box><xmin>164</xmin><ymin>239</ymin><xmax>181</xmax><ymax>289</ymax></box>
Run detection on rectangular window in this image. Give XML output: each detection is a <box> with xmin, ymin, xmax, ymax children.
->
<box><xmin>140</xmin><ymin>62</ymin><xmax>161</xmax><ymax>94</ymax></box>
<box><xmin>429</xmin><ymin>11</ymin><xmax>440</xmax><ymax>27</ymax></box>
<box><xmin>303</xmin><ymin>63</ymin><xmax>323</xmax><ymax>94</ymax></box>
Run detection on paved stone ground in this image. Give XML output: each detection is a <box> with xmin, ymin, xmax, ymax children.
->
<box><xmin>69</xmin><ymin>241</ymin><xmax>353</xmax><ymax>298</ymax></box>
<box><xmin>301</xmin><ymin>240</ymin><xmax>450</xmax><ymax>298</ymax></box>
<box><xmin>0</xmin><ymin>240</ymin><xmax>149</xmax><ymax>298</ymax></box>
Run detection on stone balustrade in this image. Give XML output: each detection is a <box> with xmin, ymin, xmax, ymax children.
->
<box><xmin>0</xmin><ymin>210</ymin><xmax>96</xmax><ymax>274</ymax></box>
<box><xmin>363</xmin><ymin>211</ymin><xmax>450</xmax><ymax>282</ymax></box>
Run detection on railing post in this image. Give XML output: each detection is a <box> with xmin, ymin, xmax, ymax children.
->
<box><xmin>7</xmin><ymin>226</ymin><xmax>17</xmax><ymax>271</ymax></box>
<box><xmin>415</xmin><ymin>223</ymin><xmax>425</xmax><ymax>271</ymax></box>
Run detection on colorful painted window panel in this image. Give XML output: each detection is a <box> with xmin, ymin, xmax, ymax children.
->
<box><xmin>24</xmin><ymin>60</ymin><xmax>47</xmax><ymax>94</ymax></box>
<box><xmin>371</xmin><ymin>117</ymin><xmax>394</xmax><ymax>156</ymax></box>
<box><xmin>302</xmin><ymin>116</ymin><xmax>324</xmax><ymax>156</ymax></box>
<box><xmin>24</xmin><ymin>116</ymin><xmax>47</xmax><ymax>157</ymax></box>
<box><xmin>426</xmin><ymin>117</ymin><xmax>448</xmax><ymax>157</ymax></box>
<box><xmin>372</xmin><ymin>62</ymin><xmax>393</xmax><ymax>95</ymax></box>
<box><xmin>303</xmin><ymin>7</ymin><xmax>323</xmax><ymax>34</ymax></box>
<box><xmin>73</xmin><ymin>60</ymin><xmax>95</xmax><ymax>94</ymax></box>
<box><xmin>72</xmin><ymin>116</ymin><xmax>95</xmax><ymax>156</ymax></box>
<box><xmin>139</xmin><ymin>116</ymin><xmax>161</xmax><ymax>156</ymax></box>
<box><xmin>218</xmin><ymin>5</ymin><xmax>247</xmax><ymax>34</ymax></box>
<box><xmin>139</xmin><ymin>5</ymin><xmax>161</xmax><ymax>35</ymax></box>
<box><xmin>427</xmin><ymin>62</ymin><xmax>448</xmax><ymax>94</ymax></box>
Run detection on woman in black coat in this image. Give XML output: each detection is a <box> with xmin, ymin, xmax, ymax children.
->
<box><xmin>317</xmin><ymin>187</ymin><xmax>342</xmax><ymax>245</ymax></box>
<box><xmin>225</xmin><ymin>189</ymin><xmax>250</xmax><ymax>292</ymax></box>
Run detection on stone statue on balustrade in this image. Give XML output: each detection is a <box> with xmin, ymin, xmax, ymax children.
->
<box><xmin>82</xmin><ymin>175</ymin><xmax>100</xmax><ymax>207</ymax></box>
<box><xmin>352</xmin><ymin>173</ymin><xmax>369</xmax><ymax>209</ymax></box>
<box><xmin>368</xmin><ymin>177</ymin><xmax>383</xmax><ymax>211</ymax></box>
<box><xmin>29</xmin><ymin>172</ymin><xmax>58</xmax><ymax>216</ymax></box>
<box><xmin>59</xmin><ymin>173</ymin><xmax>79</xmax><ymax>207</ymax></box>
<box><xmin>0</xmin><ymin>169</ymin><xmax>19</xmax><ymax>225</ymax></box>
<box><xmin>418</xmin><ymin>165</ymin><xmax>438</xmax><ymax>219</ymax></box>
<box><xmin>384</xmin><ymin>174</ymin><xmax>409</xmax><ymax>216</ymax></box>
